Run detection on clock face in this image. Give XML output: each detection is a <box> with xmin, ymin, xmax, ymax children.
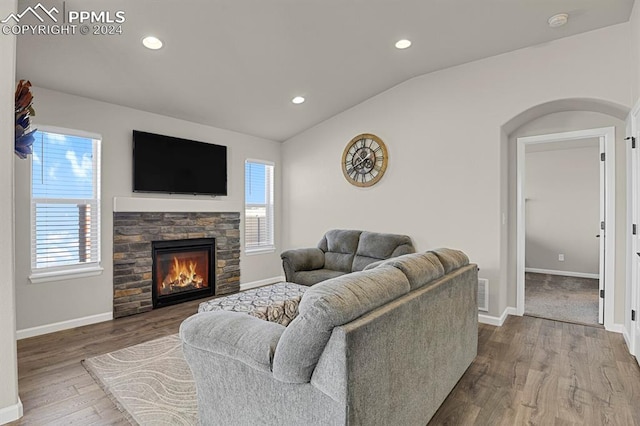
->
<box><xmin>341</xmin><ymin>133</ymin><xmax>388</xmax><ymax>187</ymax></box>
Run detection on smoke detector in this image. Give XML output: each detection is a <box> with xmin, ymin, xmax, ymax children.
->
<box><xmin>548</xmin><ymin>13</ymin><xmax>569</xmax><ymax>28</ymax></box>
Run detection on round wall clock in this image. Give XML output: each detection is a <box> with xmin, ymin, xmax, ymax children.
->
<box><xmin>341</xmin><ymin>133</ymin><xmax>388</xmax><ymax>187</ymax></box>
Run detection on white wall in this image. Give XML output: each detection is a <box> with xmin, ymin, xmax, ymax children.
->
<box><xmin>0</xmin><ymin>0</ymin><xmax>21</xmax><ymax>422</ymax></box>
<box><xmin>282</xmin><ymin>23</ymin><xmax>631</xmax><ymax>319</ymax></box>
<box><xmin>631</xmin><ymin>1</ymin><xmax>640</xmax><ymax>104</ymax></box>
<box><xmin>13</xmin><ymin>87</ymin><xmax>283</xmax><ymax>332</ymax></box>
<box><xmin>525</xmin><ymin>144</ymin><xmax>600</xmax><ymax>274</ymax></box>
<box><xmin>508</xmin><ymin>111</ymin><xmax>627</xmax><ymax>324</ymax></box>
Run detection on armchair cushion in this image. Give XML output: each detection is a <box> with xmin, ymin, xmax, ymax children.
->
<box><xmin>272</xmin><ymin>265</ymin><xmax>410</xmax><ymax>383</ymax></box>
<box><xmin>180</xmin><ymin>311</ymin><xmax>285</xmax><ymax>373</ymax></box>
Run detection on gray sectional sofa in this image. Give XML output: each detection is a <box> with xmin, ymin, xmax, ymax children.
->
<box><xmin>281</xmin><ymin>229</ymin><xmax>415</xmax><ymax>285</ymax></box>
<box><xmin>180</xmin><ymin>248</ymin><xmax>478</xmax><ymax>425</ymax></box>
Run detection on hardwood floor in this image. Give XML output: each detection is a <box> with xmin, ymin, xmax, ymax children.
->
<box><xmin>9</xmin><ymin>298</ymin><xmax>205</xmax><ymax>425</ymax></box>
<box><xmin>8</xmin><ymin>304</ymin><xmax>640</xmax><ymax>425</ymax></box>
<box><xmin>430</xmin><ymin>316</ymin><xmax>640</xmax><ymax>425</ymax></box>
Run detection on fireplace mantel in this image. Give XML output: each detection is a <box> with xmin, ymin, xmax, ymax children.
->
<box><xmin>113</xmin><ymin>196</ymin><xmax>236</xmax><ymax>213</ymax></box>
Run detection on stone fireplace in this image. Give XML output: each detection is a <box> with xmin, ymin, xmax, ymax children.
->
<box><xmin>113</xmin><ymin>212</ymin><xmax>240</xmax><ymax>318</ymax></box>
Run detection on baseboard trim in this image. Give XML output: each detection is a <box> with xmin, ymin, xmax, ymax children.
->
<box><xmin>622</xmin><ymin>328</ymin><xmax>631</xmax><ymax>350</ymax></box>
<box><xmin>0</xmin><ymin>398</ymin><xmax>23</xmax><ymax>424</ymax></box>
<box><xmin>525</xmin><ymin>268</ymin><xmax>599</xmax><ymax>280</ymax></box>
<box><xmin>478</xmin><ymin>307</ymin><xmax>517</xmax><ymax>327</ymax></box>
<box><xmin>240</xmin><ymin>276</ymin><xmax>285</xmax><ymax>291</ymax></box>
<box><xmin>17</xmin><ymin>312</ymin><xmax>113</xmax><ymax>340</ymax></box>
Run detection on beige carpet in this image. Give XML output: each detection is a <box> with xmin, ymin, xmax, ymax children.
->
<box><xmin>82</xmin><ymin>334</ymin><xmax>197</xmax><ymax>425</ymax></box>
<box><xmin>525</xmin><ymin>272</ymin><xmax>600</xmax><ymax>326</ymax></box>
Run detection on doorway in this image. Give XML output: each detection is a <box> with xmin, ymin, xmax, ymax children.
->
<box><xmin>516</xmin><ymin>127</ymin><xmax>616</xmax><ymax>329</ymax></box>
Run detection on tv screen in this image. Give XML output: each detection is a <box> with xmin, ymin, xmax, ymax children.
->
<box><xmin>132</xmin><ymin>130</ymin><xmax>227</xmax><ymax>196</ymax></box>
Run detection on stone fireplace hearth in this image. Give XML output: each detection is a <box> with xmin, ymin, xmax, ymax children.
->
<box><xmin>113</xmin><ymin>212</ymin><xmax>240</xmax><ymax>318</ymax></box>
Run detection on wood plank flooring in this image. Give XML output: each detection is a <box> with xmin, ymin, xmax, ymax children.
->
<box><xmin>9</xmin><ymin>298</ymin><xmax>205</xmax><ymax>425</ymax></box>
<box><xmin>430</xmin><ymin>316</ymin><xmax>640</xmax><ymax>425</ymax></box>
<box><xmin>8</xmin><ymin>302</ymin><xmax>640</xmax><ymax>425</ymax></box>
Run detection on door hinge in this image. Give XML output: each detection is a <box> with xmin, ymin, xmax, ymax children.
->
<box><xmin>601</xmin><ymin>152</ymin><xmax>605</xmax><ymax>161</ymax></box>
<box><xmin>634</xmin><ymin>224</ymin><xmax>637</xmax><ymax>235</ymax></box>
<box><xmin>600</xmin><ymin>289</ymin><xmax>605</xmax><ymax>299</ymax></box>
<box><xmin>626</xmin><ymin>136</ymin><xmax>637</xmax><ymax>149</ymax></box>
<box><xmin>601</xmin><ymin>221</ymin><xmax>605</xmax><ymax>231</ymax></box>
<box><xmin>632</xmin><ymin>310</ymin><xmax>636</xmax><ymax>321</ymax></box>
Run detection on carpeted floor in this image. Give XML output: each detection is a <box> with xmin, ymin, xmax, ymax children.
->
<box><xmin>525</xmin><ymin>272</ymin><xmax>600</xmax><ymax>326</ymax></box>
<box><xmin>82</xmin><ymin>334</ymin><xmax>197</xmax><ymax>426</ymax></box>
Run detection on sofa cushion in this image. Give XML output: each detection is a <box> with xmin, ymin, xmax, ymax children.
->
<box><xmin>293</xmin><ymin>269</ymin><xmax>346</xmax><ymax>286</ymax></box>
<box><xmin>318</xmin><ymin>229</ymin><xmax>362</xmax><ymax>273</ymax></box>
<box><xmin>324</xmin><ymin>252</ymin><xmax>355</xmax><ymax>273</ymax></box>
<box><xmin>432</xmin><ymin>248</ymin><xmax>469</xmax><ymax>274</ymax></box>
<box><xmin>180</xmin><ymin>311</ymin><xmax>285</xmax><ymax>373</ymax></box>
<box><xmin>379</xmin><ymin>252</ymin><xmax>445</xmax><ymax>291</ymax></box>
<box><xmin>352</xmin><ymin>231</ymin><xmax>415</xmax><ymax>271</ymax></box>
<box><xmin>272</xmin><ymin>265</ymin><xmax>410</xmax><ymax>383</ymax></box>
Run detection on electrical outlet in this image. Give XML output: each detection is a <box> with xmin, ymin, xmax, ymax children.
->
<box><xmin>558</xmin><ymin>254</ymin><xmax>565</xmax><ymax>261</ymax></box>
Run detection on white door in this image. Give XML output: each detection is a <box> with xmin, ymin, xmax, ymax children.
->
<box><xmin>599</xmin><ymin>139</ymin><xmax>605</xmax><ymax>325</ymax></box>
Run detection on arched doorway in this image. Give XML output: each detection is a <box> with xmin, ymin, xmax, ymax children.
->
<box><xmin>502</xmin><ymin>98</ymin><xmax>629</xmax><ymax>331</ymax></box>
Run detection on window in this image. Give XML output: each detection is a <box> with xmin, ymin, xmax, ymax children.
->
<box><xmin>30</xmin><ymin>128</ymin><xmax>102</xmax><ymax>282</ymax></box>
<box><xmin>245</xmin><ymin>160</ymin><xmax>274</xmax><ymax>253</ymax></box>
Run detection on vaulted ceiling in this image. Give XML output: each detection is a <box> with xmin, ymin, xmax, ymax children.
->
<box><xmin>16</xmin><ymin>0</ymin><xmax>635</xmax><ymax>141</ymax></box>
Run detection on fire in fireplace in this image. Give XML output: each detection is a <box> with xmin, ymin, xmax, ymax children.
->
<box><xmin>152</xmin><ymin>238</ymin><xmax>215</xmax><ymax>308</ymax></box>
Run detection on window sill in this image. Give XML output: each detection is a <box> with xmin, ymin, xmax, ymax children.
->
<box><xmin>29</xmin><ymin>266</ymin><xmax>104</xmax><ymax>284</ymax></box>
<box><xmin>245</xmin><ymin>247</ymin><xmax>275</xmax><ymax>256</ymax></box>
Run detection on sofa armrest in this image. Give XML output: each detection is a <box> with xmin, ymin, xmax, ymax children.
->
<box><xmin>280</xmin><ymin>247</ymin><xmax>325</xmax><ymax>281</ymax></box>
<box><xmin>180</xmin><ymin>311</ymin><xmax>285</xmax><ymax>373</ymax></box>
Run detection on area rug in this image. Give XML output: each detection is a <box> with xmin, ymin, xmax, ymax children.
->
<box><xmin>82</xmin><ymin>334</ymin><xmax>197</xmax><ymax>425</ymax></box>
<box><xmin>525</xmin><ymin>272</ymin><xmax>599</xmax><ymax>326</ymax></box>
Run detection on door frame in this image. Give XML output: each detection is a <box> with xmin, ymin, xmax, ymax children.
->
<box><xmin>516</xmin><ymin>127</ymin><xmax>616</xmax><ymax>330</ymax></box>
<box><xmin>627</xmin><ymin>104</ymin><xmax>640</xmax><ymax>362</ymax></box>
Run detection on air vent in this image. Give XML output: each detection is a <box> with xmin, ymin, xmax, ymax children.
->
<box><xmin>478</xmin><ymin>278</ymin><xmax>489</xmax><ymax>312</ymax></box>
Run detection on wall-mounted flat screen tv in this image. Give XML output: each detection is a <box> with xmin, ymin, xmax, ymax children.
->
<box><xmin>132</xmin><ymin>130</ymin><xmax>227</xmax><ymax>196</ymax></box>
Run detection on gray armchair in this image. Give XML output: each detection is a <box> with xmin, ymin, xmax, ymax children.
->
<box><xmin>281</xmin><ymin>229</ymin><xmax>415</xmax><ymax>285</ymax></box>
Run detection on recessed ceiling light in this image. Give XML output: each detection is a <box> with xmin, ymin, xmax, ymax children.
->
<box><xmin>142</xmin><ymin>36</ymin><xmax>163</xmax><ymax>50</ymax></box>
<box><xmin>291</xmin><ymin>96</ymin><xmax>305</xmax><ymax>104</ymax></box>
<box><xmin>395</xmin><ymin>39</ymin><xmax>412</xmax><ymax>49</ymax></box>
<box><xmin>548</xmin><ymin>13</ymin><xmax>569</xmax><ymax>28</ymax></box>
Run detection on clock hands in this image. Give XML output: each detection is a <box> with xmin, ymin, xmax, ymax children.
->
<box><xmin>352</xmin><ymin>148</ymin><xmax>374</xmax><ymax>172</ymax></box>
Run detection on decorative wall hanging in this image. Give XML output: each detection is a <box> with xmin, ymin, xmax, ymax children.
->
<box><xmin>15</xmin><ymin>79</ymin><xmax>36</xmax><ymax>159</ymax></box>
<box><xmin>341</xmin><ymin>133</ymin><xmax>388</xmax><ymax>187</ymax></box>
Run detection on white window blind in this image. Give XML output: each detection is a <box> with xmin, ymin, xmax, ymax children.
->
<box><xmin>30</xmin><ymin>129</ymin><xmax>102</xmax><ymax>280</ymax></box>
<box><xmin>245</xmin><ymin>160</ymin><xmax>274</xmax><ymax>253</ymax></box>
